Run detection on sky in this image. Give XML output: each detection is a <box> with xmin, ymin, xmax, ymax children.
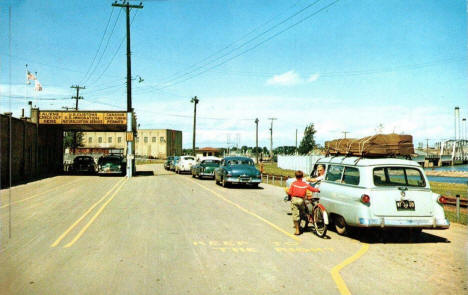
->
<box><xmin>0</xmin><ymin>0</ymin><xmax>467</xmax><ymax>149</ymax></box>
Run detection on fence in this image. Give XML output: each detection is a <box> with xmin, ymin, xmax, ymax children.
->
<box><xmin>277</xmin><ymin>155</ymin><xmax>323</xmax><ymax>174</ymax></box>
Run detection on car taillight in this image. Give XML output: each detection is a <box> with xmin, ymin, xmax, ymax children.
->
<box><xmin>226</xmin><ymin>172</ymin><xmax>232</xmax><ymax>177</ymax></box>
<box><xmin>360</xmin><ymin>194</ymin><xmax>370</xmax><ymax>204</ymax></box>
<box><xmin>438</xmin><ymin>195</ymin><xmax>447</xmax><ymax>204</ymax></box>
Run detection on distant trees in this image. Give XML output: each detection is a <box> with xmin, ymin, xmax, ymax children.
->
<box><xmin>64</xmin><ymin>131</ymin><xmax>84</xmax><ymax>151</ymax></box>
<box><xmin>298</xmin><ymin>123</ymin><xmax>317</xmax><ymax>154</ymax></box>
<box><xmin>273</xmin><ymin>146</ymin><xmax>297</xmax><ymax>155</ymax></box>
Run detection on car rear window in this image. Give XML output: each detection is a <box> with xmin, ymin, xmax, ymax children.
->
<box><xmin>202</xmin><ymin>160</ymin><xmax>219</xmax><ymax>165</ymax></box>
<box><xmin>228</xmin><ymin>159</ymin><xmax>253</xmax><ymax>165</ymax></box>
<box><xmin>373</xmin><ymin>167</ymin><xmax>426</xmax><ymax>187</ymax></box>
<box><xmin>184</xmin><ymin>157</ymin><xmax>195</xmax><ymax>161</ymax></box>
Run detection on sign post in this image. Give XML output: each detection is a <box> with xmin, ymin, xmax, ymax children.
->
<box><xmin>126</xmin><ymin>111</ymin><xmax>134</xmax><ymax>178</ymax></box>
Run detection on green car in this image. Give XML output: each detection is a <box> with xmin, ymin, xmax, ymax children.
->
<box><xmin>98</xmin><ymin>155</ymin><xmax>126</xmax><ymax>175</ymax></box>
<box><xmin>164</xmin><ymin>156</ymin><xmax>174</xmax><ymax>170</ymax></box>
<box><xmin>214</xmin><ymin>156</ymin><xmax>261</xmax><ymax>188</ymax></box>
<box><xmin>191</xmin><ymin>157</ymin><xmax>221</xmax><ymax>179</ymax></box>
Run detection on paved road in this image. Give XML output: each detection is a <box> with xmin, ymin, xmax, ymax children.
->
<box><xmin>0</xmin><ymin>164</ymin><xmax>466</xmax><ymax>295</ymax></box>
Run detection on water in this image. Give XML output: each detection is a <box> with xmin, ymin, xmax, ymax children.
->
<box><xmin>424</xmin><ymin>164</ymin><xmax>468</xmax><ymax>172</ymax></box>
<box><xmin>427</xmin><ymin>176</ymin><xmax>468</xmax><ymax>184</ymax></box>
<box><xmin>423</xmin><ymin>164</ymin><xmax>468</xmax><ymax>184</ymax></box>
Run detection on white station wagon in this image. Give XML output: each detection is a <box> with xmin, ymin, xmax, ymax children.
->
<box><xmin>298</xmin><ymin>156</ymin><xmax>450</xmax><ymax>236</ymax></box>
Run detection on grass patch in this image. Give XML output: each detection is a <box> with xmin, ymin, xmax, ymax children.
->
<box><xmin>256</xmin><ymin>162</ymin><xmax>296</xmax><ymax>178</ymax></box>
<box><xmin>430</xmin><ymin>182</ymin><xmax>467</xmax><ymax>199</ymax></box>
<box><xmin>444</xmin><ymin>210</ymin><xmax>468</xmax><ymax>225</ymax></box>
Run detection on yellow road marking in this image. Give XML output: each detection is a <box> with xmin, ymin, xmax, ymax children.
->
<box><xmin>331</xmin><ymin>243</ymin><xmax>369</xmax><ymax>295</ymax></box>
<box><xmin>51</xmin><ymin>178</ymin><xmax>125</xmax><ymax>247</ymax></box>
<box><xmin>0</xmin><ymin>178</ymin><xmax>83</xmax><ymax>209</ymax></box>
<box><xmin>63</xmin><ymin>179</ymin><xmax>127</xmax><ymax>248</ymax></box>
<box><xmin>187</xmin><ymin>178</ymin><xmax>300</xmax><ymax>241</ymax></box>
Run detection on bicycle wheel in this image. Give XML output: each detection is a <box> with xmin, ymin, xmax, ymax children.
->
<box><xmin>312</xmin><ymin>205</ymin><xmax>327</xmax><ymax>238</ymax></box>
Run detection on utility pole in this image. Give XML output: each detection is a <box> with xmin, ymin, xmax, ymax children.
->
<box><xmin>71</xmin><ymin>85</ymin><xmax>85</xmax><ymax>110</ymax></box>
<box><xmin>70</xmin><ymin>85</ymin><xmax>85</xmax><ymax>154</ymax></box>
<box><xmin>255</xmin><ymin>118</ymin><xmax>259</xmax><ymax>164</ymax></box>
<box><xmin>425</xmin><ymin>138</ymin><xmax>430</xmax><ymax>156</ymax></box>
<box><xmin>112</xmin><ymin>0</ymin><xmax>143</xmax><ymax>178</ymax></box>
<box><xmin>191</xmin><ymin>96</ymin><xmax>199</xmax><ymax>156</ymax></box>
<box><xmin>268</xmin><ymin>118</ymin><xmax>277</xmax><ymax>159</ymax></box>
<box><xmin>295</xmin><ymin>128</ymin><xmax>298</xmax><ymax>150</ymax></box>
<box><xmin>342</xmin><ymin>131</ymin><xmax>349</xmax><ymax>139</ymax></box>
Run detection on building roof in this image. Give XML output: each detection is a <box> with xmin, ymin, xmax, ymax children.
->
<box><xmin>196</xmin><ymin>147</ymin><xmax>221</xmax><ymax>152</ymax></box>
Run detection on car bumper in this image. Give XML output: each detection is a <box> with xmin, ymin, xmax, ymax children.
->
<box><xmin>98</xmin><ymin>170</ymin><xmax>123</xmax><ymax>175</ymax></box>
<box><xmin>199</xmin><ymin>172</ymin><xmax>215</xmax><ymax>177</ymax></box>
<box><xmin>226</xmin><ymin>177</ymin><xmax>261</xmax><ymax>184</ymax></box>
<box><xmin>357</xmin><ymin>217</ymin><xmax>450</xmax><ymax>229</ymax></box>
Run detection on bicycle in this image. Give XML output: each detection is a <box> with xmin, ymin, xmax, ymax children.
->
<box><xmin>284</xmin><ymin>190</ymin><xmax>329</xmax><ymax>238</ymax></box>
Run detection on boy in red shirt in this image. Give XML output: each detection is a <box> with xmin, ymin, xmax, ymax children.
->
<box><xmin>287</xmin><ymin>170</ymin><xmax>320</xmax><ymax>235</ymax></box>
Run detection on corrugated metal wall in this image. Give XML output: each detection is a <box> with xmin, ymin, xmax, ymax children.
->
<box><xmin>277</xmin><ymin>155</ymin><xmax>323</xmax><ymax>175</ymax></box>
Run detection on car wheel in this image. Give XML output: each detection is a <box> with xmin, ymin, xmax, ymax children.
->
<box><xmin>334</xmin><ymin>215</ymin><xmax>348</xmax><ymax>235</ymax></box>
<box><xmin>222</xmin><ymin>177</ymin><xmax>229</xmax><ymax>188</ymax></box>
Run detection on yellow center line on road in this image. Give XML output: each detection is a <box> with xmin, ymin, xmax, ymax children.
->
<box><xmin>51</xmin><ymin>178</ymin><xmax>126</xmax><ymax>248</ymax></box>
<box><xmin>186</xmin><ymin>178</ymin><xmax>300</xmax><ymax>242</ymax></box>
<box><xmin>63</xmin><ymin>178</ymin><xmax>127</xmax><ymax>248</ymax></box>
<box><xmin>0</xmin><ymin>178</ymin><xmax>83</xmax><ymax>209</ymax></box>
<box><xmin>331</xmin><ymin>243</ymin><xmax>369</xmax><ymax>295</ymax></box>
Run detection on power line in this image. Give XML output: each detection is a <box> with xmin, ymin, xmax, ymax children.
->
<box><xmin>159</xmin><ymin>0</ymin><xmax>303</xmax><ymax>83</ymax></box>
<box><xmin>82</xmin><ymin>8</ymin><xmax>123</xmax><ymax>85</ymax></box>
<box><xmin>79</xmin><ymin>7</ymin><xmax>115</xmax><ymax>84</ymax></box>
<box><xmin>146</xmin><ymin>0</ymin><xmax>341</xmax><ymax>93</ymax></box>
<box><xmin>158</xmin><ymin>0</ymin><xmax>324</xmax><ymax>86</ymax></box>
<box><xmin>87</xmin><ymin>9</ymin><xmax>139</xmax><ymax>87</ymax></box>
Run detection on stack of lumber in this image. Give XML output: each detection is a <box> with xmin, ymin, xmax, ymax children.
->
<box><xmin>325</xmin><ymin>134</ymin><xmax>414</xmax><ymax>157</ymax></box>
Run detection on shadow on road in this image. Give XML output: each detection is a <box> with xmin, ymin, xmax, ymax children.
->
<box><xmin>342</xmin><ymin>228</ymin><xmax>450</xmax><ymax>244</ymax></box>
<box><xmin>135</xmin><ymin>171</ymin><xmax>154</xmax><ymax>176</ymax></box>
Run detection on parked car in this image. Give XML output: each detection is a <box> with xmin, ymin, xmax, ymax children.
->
<box><xmin>214</xmin><ymin>156</ymin><xmax>261</xmax><ymax>187</ymax></box>
<box><xmin>164</xmin><ymin>156</ymin><xmax>174</xmax><ymax>170</ymax></box>
<box><xmin>308</xmin><ymin>156</ymin><xmax>449</xmax><ymax>237</ymax></box>
<box><xmin>175</xmin><ymin>155</ymin><xmax>196</xmax><ymax>174</ymax></box>
<box><xmin>98</xmin><ymin>155</ymin><xmax>126</xmax><ymax>175</ymax></box>
<box><xmin>71</xmin><ymin>156</ymin><xmax>97</xmax><ymax>174</ymax></box>
<box><xmin>169</xmin><ymin>156</ymin><xmax>180</xmax><ymax>171</ymax></box>
<box><xmin>191</xmin><ymin>157</ymin><xmax>221</xmax><ymax>179</ymax></box>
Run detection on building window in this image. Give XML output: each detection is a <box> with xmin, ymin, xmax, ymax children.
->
<box><xmin>152</xmin><ymin>137</ymin><xmax>156</xmax><ymax>143</ymax></box>
<box><xmin>98</xmin><ymin>137</ymin><xmax>102</xmax><ymax>143</ymax></box>
<box><xmin>160</xmin><ymin>137</ymin><xmax>165</xmax><ymax>142</ymax></box>
<box><xmin>108</xmin><ymin>137</ymin><xmax>112</xmax><ymax>143</ymax></box>
<box><xmin>88</xmin><ymin>137</ymin><xmax>92</xmax><ymax>143</ymax></box>
<box><xmin>144</xmin><ymin>137</ymin><xmax>148</xmax><ymax>143</ymax></box>
<box><xmin>118</xmin><ymin>137</ymin><xmax>122</xmax><ymax>143</ymax></box>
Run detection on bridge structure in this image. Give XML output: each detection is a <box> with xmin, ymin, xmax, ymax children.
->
<box><xmin>435</xmin><ymin>139</ymin><xmax>468</xmax><ymax>165</ymax></box>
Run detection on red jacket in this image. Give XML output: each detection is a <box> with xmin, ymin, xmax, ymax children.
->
<box><xmin>289</xmin><ymin>179</ymin><xmax>319</xmax><ymax>198</ymax></box>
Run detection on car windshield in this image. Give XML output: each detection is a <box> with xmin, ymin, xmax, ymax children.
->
<box><xmin>102</xmin><ymin>157</ymin><xmax>122</xmax><ymax>165</ymax></box>
<box><xmin>373</xmin><ymin>167</ymin><xmax>426</xmax><ymax>187</ymax></box>
<box><xmin>75</xmin><ymin>157</ymin><xmax>93</xmax><ymax>163</ymax></box>
<box><xmin>227</xmin><ymin>159</ymin><xmax>253</xmax><ymax>166</ymax></box>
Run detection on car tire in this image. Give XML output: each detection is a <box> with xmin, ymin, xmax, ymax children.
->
<box><xmin>222</xmin><ymin>177</ymin><xmax>229</xmax><ymax>188</ymax></box>
<box><xmin>334</xmin><ymin>215</ymin><xmax>348</xmax><ymax>235</ymax></box>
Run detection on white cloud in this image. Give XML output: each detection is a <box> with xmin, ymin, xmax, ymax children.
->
<box><xmin>308</xmin><ymin>73</ymin><xmax>320</xmax><ymax>82</ymax></box>
<box><xmin>266</xmin><ymin>70</ymin><xmax>303</xmax><ymax>86</ymax></box>
<box><xmin>266</xmin><ymin>71</ymin><xmax>320</xmax><ymax>86</ymax></box>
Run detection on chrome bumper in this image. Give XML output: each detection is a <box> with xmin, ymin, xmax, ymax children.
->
<box><xmin>358</xmin><ymin>217</ymin><xmax>450</xmax><ymax>229</ymax></box>
<box><xmin>227</xmin><ymin>177</ymin><xmax>261</xmax><ymax>184</ymax></box>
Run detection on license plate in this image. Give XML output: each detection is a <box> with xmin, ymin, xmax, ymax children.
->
<box><xmin>396</xmin><ymin>200</ymin><xmax>415</xmax><ymax>210</ymax></box>
<box><xmin>240</xmin><ymin>178</ymin><xmax>250</xmax><ymax>182</ymax></box>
